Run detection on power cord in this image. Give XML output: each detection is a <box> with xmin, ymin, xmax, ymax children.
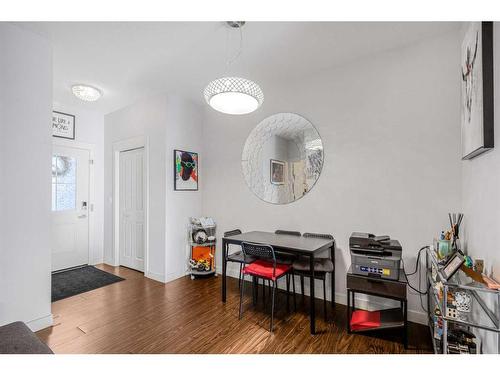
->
<box><xmin>402</xmin><ymin>246</ymin><xmax>430</xmax><ymax>313</ymax></box>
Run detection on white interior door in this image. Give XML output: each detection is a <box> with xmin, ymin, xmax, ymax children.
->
<box><xmin>119</xmin><ymin>147</ymin><xmax>145</xmax><ymax>272</ymax></box>
<box><xmin>51</xmin><ymin>145</ymin><xmax>90</xmax><ymax>271</ymax></box>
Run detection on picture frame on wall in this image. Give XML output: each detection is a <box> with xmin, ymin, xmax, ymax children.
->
<box><xmin>52</xmin><ymin>111</ymin><xmax>75</xmax><ymax>140</ymax></box>
<box><xmin>270</xmin><ymin>159</ymin><xmax>285</xmax><ymax>185</ymax></box>
<box><xmin>461</xmin><ymin>21</ymin><xmax>494</xmax><ymax>160</ymax></box>
<box><xmin>174</xmin><ymin>149</ymin><xmax>198</xmax><ymax>191</ymax></box>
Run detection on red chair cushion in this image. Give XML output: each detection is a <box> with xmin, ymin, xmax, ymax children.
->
<box><xmin>242</xmin><ymin>259</ymin><xmax>291</xmax><ymax>280</ymax></box>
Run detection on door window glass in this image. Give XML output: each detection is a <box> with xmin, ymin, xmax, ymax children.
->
<box><xmin>52</xmin><ymin>155</ymin><xmax>76</xmax><ymax>211</ymax></box>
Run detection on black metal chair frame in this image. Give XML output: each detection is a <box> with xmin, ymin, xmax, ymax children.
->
<box><xmin>275</xmin><ymin>230</ymin><xmax>301</xmax><ymax>236</ymax></box>
<box><xmin>223</xmin><ymin>229</ymin><xmax>249</xmax><ymax>288</ymax></box>
<box><xmin>239</xmin><ymin>242</ymin><xmax>293</xmax><ymax>332</ymax></box>
<box><xmin>293</xmin><ymin>232</ymin><xmax>335</xmax><ymax>319</ymax></box>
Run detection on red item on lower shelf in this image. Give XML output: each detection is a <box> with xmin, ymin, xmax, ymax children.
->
<box><xmin>350</xmin><ymin>310</ymin><xmax>381</xmax><ymax>330</ymax></box>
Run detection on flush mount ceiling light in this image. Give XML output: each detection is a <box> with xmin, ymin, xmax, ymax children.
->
<box><xmin>204</xmin><ymin>22</ymin><xmax>264</xmax><ymax>115</ymax></box>
<box><xmin>72</xmin><ymin>84</ymin><xmax>102</xmax><ymax>102</ymax></box>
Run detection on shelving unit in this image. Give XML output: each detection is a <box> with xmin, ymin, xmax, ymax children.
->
<box><xmin>188</xmin><ymin>221</ymin><xmax>217</xmax><ymax>279</ymax></box>
<box><xmin>426</xmin><ymin>247</ymin><xmax>500</xmax><ymax>354</ymax></box>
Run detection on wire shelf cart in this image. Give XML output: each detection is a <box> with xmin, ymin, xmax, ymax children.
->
<box><xmin>426</xmin><ymin>247</ymin><xmax>500</xmax><ymax>354</ymax></box>
<box><xmin>188</xmin><ymin>219</ymin><xmax>217</xmax><ymax>279</ymax></box>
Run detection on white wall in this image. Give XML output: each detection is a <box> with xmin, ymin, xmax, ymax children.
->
<box><xmin>0</xmin><ymin>24</ymin><xmax>53</xmax><ymax>331</ymax></box>
<box><xmin>165</xmin><ymin>96</ymin><xmax>203</xmax><ymax>281</ymax></box>
<box><xmin>104</xmin><ymin>94</ymin><xmax>203</xmax><ymax>283</ymax></box>
<box><xmin>53</xmin><ymin>104</ymin><xmax>105</xmax><ymax>265</ymax></box>
<box><xmin>104</xmin><ymin>94</ymin><xmax>168</xmax><ymax>281</ymax></box>
<box><xmin>202</xmin><ymin>31</ymin><xmax>462</xmax><ymax>324</ymax></box>
<box><xmin>461</xmin><ymin>22</ymin><xmax>500</xmax><ymax>354</ymax></box>
<box><xmin>462</xmin><ymin>22</ymin><xmax>500</xmax><ymax>283</ymax></box>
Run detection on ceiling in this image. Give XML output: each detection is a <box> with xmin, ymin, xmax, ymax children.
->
<box><xmin>17</xmin><ymin>22</ymin><xmax>460</xmax><ymax>114</ymax></box>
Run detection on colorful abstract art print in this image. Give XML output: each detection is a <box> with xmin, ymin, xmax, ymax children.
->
<box><xmin>174</xmin><ymin>149</ymin><xmax>198</xmax><ymax>191</ymax></box>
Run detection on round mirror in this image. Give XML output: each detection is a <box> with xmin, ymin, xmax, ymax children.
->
<box><xmin>242</xmin><ymin>113</ymin><xmax>324</xmax><ymax>204</ymax></box>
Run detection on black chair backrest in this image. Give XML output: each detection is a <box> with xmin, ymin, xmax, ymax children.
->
<box><xmin>241</xmin><ymin>242</ymin><xmax>277</xmax><ymax>277</ymax></box>
<box><xmin>224</xmin><ymin>229</ymin><xmax>242</xmax><ymax>237</ymax></box>
<box><xmin>275</xmin><ymin>230</ymin><xmax>301</xmax><ymax>236</ymax></box>
<box><xmin>303</xmin><ymin>232</ymin><xmax>334</xmax><ymax>240</ymax></box>
<box><xmin>303</xmin><ymin>232</ymin><xmax>336</xmax><ymax>251</ymax></box>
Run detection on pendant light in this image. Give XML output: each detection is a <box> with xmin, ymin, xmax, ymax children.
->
<box><xmin>204</xmin><ymin>22</ymin><xmax>264</xmax><ymax>115</ymax></box>
<box><xmin>72</xmin><ymin>84</ymin><xmax>102</xmax><ymax>102</ymax></box>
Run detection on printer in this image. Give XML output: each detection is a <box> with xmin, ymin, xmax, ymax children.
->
<box><xmin>349</xmin><ymin>232</ymin><xmax>402</xmax><ymax>280</ymax></box>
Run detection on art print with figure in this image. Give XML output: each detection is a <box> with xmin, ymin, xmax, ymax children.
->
<box><xmin>461</xmin><ymin>22</ymin><xmax>494</xmax><ymax>160</ymax></box>
<box><xmin>270</xmin><ymin>159</ymin><xmax>285</xmax><ymax>185</ymax></box>
<box><xmin>174</xmin><ymin>150</ymin><xmax>198</xmax><ymax>191</ymax></box>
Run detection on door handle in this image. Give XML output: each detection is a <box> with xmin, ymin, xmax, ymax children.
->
<box><xmin>77</xmin><ymin>214</ymin><xmax>87</xmax><ymax>219</ymax></box>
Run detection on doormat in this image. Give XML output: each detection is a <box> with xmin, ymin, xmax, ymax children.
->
<box><xmin>52</xmin><ymin>266</ymin><xmax>124</xmax><ymax>302</ymax></box>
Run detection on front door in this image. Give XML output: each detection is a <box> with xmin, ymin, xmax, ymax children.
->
<box><xmin>119</xmin><ymin>147</ymin><xmax>145</xmax><ymax>272</ymax></box>
<box><xmin>51</xmin><ymin>145</ymin><xmax>90</xmax><ymax>271</ymax></box>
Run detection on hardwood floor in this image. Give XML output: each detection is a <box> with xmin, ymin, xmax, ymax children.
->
<box><xmin>36</xmin><ymin>264</ymin><xmax>433</xmax><ymax>354</ymax></box>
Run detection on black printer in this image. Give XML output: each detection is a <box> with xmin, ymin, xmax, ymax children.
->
<box><xmin>349</xmin><ymin>232</ymin><xmax>402</xmax><ymax>280</ymax></box>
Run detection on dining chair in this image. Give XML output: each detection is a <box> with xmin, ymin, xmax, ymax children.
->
<box><xmin>292</xmin><ymin>232</ymin><xmax>335</xmax><ymax>319</ymax></box>
<box><xmin>223</xmin><ymin>229</ymin><xmax>256</xmax><ymax>288</ymax></box>
<box><xmin>272</xmin><ymin>229</ymin><xmax>302</xmax><ymax>307</ymax></box>
<box><xmin>239</xmin><ymin>242</ymin><xmax>293</xmax><ymax>332</ymax></box>
<box><xmin>275</xmin><ymin>229</ymin><xmax>301</xmax><ymax>237</ymax></box>
<box><xmin>274</xmin><ymin>230</ymin><xmax>300</xmax><ymax>264</ymax></box>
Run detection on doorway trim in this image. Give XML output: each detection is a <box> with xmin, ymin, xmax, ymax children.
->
<box><xmin>112</xmin><ymin>136</ymin><xmax>150</xmax><ymax>277</ymax></box>
<box><xmin>52</xmin><ymin>138</ymin><xmax>96</xmax><ymax>266</ymax></box>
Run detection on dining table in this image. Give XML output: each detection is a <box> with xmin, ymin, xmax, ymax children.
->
<box><xmin>221</xmin><ymin>230</ymin><xmax>335</xmax><ymax>334</ymax></box>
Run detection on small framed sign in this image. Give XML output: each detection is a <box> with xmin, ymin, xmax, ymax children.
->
<box><xmin>52</xmin><ymin>111</ymin><xmax>75</xmax><ymax>140</ymax></box>
<box><xmin>441</xmin><ymin>251</ymin><xmax>465</xmax><ymax>280</ymax></box>
<box><xmin>270</xmin><ymin>159</ymin><xmax>285</xmax><ymax>185</ymax></box>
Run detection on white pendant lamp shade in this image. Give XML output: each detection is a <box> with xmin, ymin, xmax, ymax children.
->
<box><xmin>72</xmin><ymin>84</ymin><xmax>102</xmax><ymax>102</ymax></box>
<box><xmin>204</xmin><ymin>77</ymin><xmax>264</xmax><ymax>115</ymax></box>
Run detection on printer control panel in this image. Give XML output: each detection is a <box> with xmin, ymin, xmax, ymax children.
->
<box><xmin>359</xmin><ymin>266</ymin><xmax>391</xmax><ymax>277</ymax></box>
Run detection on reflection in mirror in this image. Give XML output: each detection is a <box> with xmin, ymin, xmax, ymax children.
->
<box><xmin>242</xmin><ymin>113</ymin><xmax>324</xmax><ymax>204</ymax></box>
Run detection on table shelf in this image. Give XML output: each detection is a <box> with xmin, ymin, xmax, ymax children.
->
<box><xmin>349</xmin><ymin>308</ymin><xmax>405</xmax><ymax>332</ymax></box>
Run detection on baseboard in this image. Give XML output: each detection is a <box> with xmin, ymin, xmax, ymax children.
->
<box><xmin>27</xmin><ymin>314</ymin><xmax>53</xmax><ymax>332</ymax></box>
<box><xmin>218</xmin><ymin>267</ymin><xmax>428</xmax><ymax>325</ymax></box>
<box><xmin>165</xmin><ymin>271</ymin><xmax>185</xmax><ymax>283</ymax></box>
<box><xmin>90</xmin><ymin>257</ymin><xmax>104</xmax><ymax>266</ymax></box>
<box><xmin>103</xmin><ymin>258</ymin><xmax>117</xmax><ymax>267</ymax></box>
<box><xmin>146</xmin><ymin>270</ymin><xmax>166</xmax><ymax>283</ymax></box>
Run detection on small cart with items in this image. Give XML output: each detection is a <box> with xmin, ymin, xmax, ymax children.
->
<box><xmin>426</xmin><ymin>246</ymin><xmax>500</xmax><ymax>354</ymax></box>
<box><xmin>188</xmin><ymin>217</ymin><xmax>217</xmax><ymax>279</ymax></box>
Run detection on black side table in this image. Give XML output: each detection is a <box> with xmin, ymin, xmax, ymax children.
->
<box><xmin>346</xmin><ymin>266</ymin><xmax>408</xmax><ymax>349</ymax></box>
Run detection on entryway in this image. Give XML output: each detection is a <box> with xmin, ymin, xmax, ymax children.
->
<box><xmin>51</xmin><ymin>144</ymin><xmax>92</xmax><ymax>272</ymax></box>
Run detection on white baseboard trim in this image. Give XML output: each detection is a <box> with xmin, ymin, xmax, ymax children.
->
<box><xmin>146</xmin><ymin>270</ymin><xmax>166</xmax><ymax>283</ymax></box>
<box><xmin>103</xmin><ymin>259</ymin><xmax>117</xmax><ymax>267</ymax></box>
<box><xmin>90</xmin><ymin>257</ymin><xmax>104</xmax><ymax>266</ymax></box>
<box><xmin>218</xmin><ymin>267</ymin><xmax>428</xmax><ymax>325</ymax></box>
<box><xmin>27</xmin><ymin>314</ymin><xmax>53</xmax><ymax>332</ymax></box>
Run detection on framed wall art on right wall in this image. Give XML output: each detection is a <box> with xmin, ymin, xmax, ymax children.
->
<box><xmin>461</xmin><ymin>21</ymin><xmax>494</xmax><ymax>160</ymax></box>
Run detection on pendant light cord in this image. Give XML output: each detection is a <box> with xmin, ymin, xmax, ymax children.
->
<box><xmin>225</xmin><ymin>25</ymin><xmax>243</xmax><ymax>71</ymax></box>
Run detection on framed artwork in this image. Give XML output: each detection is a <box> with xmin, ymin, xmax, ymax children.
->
<box><xmin>52</xmin><ymin>111</ymin><xmax>75</xmax><ymax>140</ymax></box>
<box><xmin>461</xmin><ymin>22</ymin><xmax>494</xmax><ymax>160</ymax></box>
<box><xmin>174</xmin><ymin>149</ymin><xmax>198</xmax><ymax>191</ymax></box>
<box><xmin>270</xmin><ymin>159</ymin><xmax>285</xmax><ymax>185</ymax></box>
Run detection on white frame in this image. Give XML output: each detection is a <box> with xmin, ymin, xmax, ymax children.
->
<box><xmin>52</xmin><ymin>138</ymin><xmax>95</xmax><ymax>266</ymax></box>
<box><xmin>112</xmin><ymin>136</ymin><xmax>150</xmax><ymax>276</ymax></box>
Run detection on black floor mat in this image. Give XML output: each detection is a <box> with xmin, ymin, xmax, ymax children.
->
<box><xmin>51</xmin><ymin>265</ymin><xmax>125</xmax><ymax>302</ymax></box>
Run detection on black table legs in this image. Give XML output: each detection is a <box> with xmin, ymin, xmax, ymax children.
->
<box><xmin>403</xmin><ymin>300</ymin><xmax>408</xmax><ymax>349</ymax></box>
<box><xmin>330</xmin><ymin>245</ymin><xmax>335</xmax><ymax>309</ymax></box>
<box><xmin>346</xmin><ymin>290</ymin><xmax>352</xmax><ymax>333</ymax></box>
<box><xmin>222</xmin><ymin>238</ymin><xmax>227</xmax><ymax>302</ymax></box>
<box><xmin>309</xmin><ymin>253</ymin><xmax>316</xmax><ymax>334</ymax></box>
